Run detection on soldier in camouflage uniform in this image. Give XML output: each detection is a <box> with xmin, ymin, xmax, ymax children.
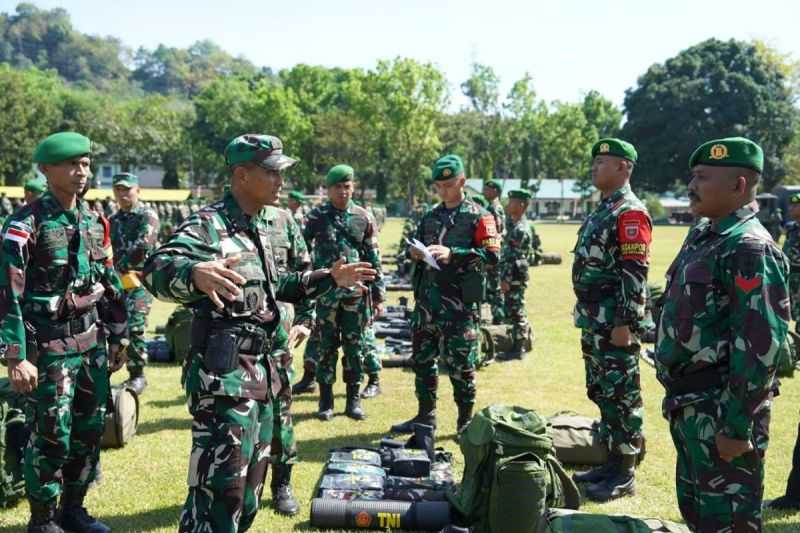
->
<box><xmin>656</xmin><ymin>138</ymin><xmax>790</xmax><ymax>530</ymax></box>
<box><xmin>262</xmin><ymin>202</ymin><xmax>314</xmax><ymax>516</ymax></box>
<box><xmin>498</xmin><ymin>189</ymin><xmax>533</xmax><ymax>359</ymax></box>
<box><xmin>23</xmin><ymin>177</ymin><xmax>47</xmax><ymax>206</ymax></box>
<box><xmin>0</xmin><ymin>132</ymin><xmax>129</xmax><ymax>533</ymax></box>
<box><xmin>287</xmin><ymin>190</ymin><xmax>307</xmax><ymax>229</ymax></box>
<box><xmin>142</xmin><ymin>134</ymin><xmax>375</xmax><ymax>533</ymax></box>
<box><xmin>110</xmin><ymin>172</ymin><xmax>160</xmax><ymax>394</ymax></box>
<box><xmin>390</xmin><ymin>155</ymin><xmax>500</xmax><ymax>435</ymax></box>
<box><xmin>396</xmin><ymin>203</ymin><xmax>428</xmax><ymax>278</ymax></box>
<box><xmin>571</xmin><ymin>139</ymin><xmax>651</xmax><ymax>502</ymax></box>
<box><xmin>483</xmin><ymin>180</ymin><xmax>506</xmax><ymax>324</ymax></box>
<box><xmin>303</xmin><ymin>164</ymin><xmax>385</xmax><ymax>421</ymax></box>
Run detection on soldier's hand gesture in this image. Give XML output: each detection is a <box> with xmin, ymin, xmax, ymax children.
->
<box><xmin>8</xmin><ymin>359</ymin><xmax>38</xmax><ymax>394</ymax></box>
<box><xmin>192</xmin><ymin>256</ymin><xmax>247</xmax><ymax>309</ymax></box>
<box><xmin>331</xmin><ymin>258</ymin><xmax>377</xmax><ymax>290</ymax></box>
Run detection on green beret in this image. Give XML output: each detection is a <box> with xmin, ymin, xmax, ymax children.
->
<box><xmin>112</xmin><ymin>172</ymin><xmax>139</xmax><ymax>188</ymax></box>
<box><xmin>326</xmin><ymin>164</ymin><xmax>355</xmax><ymax>186</ymax></box>
<box><xmin>224</xmin><ymin>134</ymin><xmax>297</xmax><ymax>171</ymax></box>
<box><xmin>432</xmin><ymin>154</ymin><xmax>464</xmax><ymax>181</ymax></box>
<box><xmin>591</xmin><ymin>138</ymin><xmax>638</xmax><ymax>163</ymax></box>
<box><xmin>790</xmin><ymin>193</ymin><xmax>800</xmax><ymax>205</ymax></box>
<box><xmin>24</xmin><ymin>177</ymin><xmax>47</xmax><ymax>194</ymax></box>
<box><xmin>288</xmin><ymin>190</ymin><xmax>305</xmax><ymax>202</ymax></box>
<box><xmin>689</xmin><ymin>137</ymin><xmax>763</xmax><ymax>173</ymax></box>
<box><xmin>33</xmin><ymin>132</ymin><xmax>91</xmax><ymax>164</ymax></box>
<box><xmin>484</xmin><ymin>179</ymin><xmax>502</xmax><ymax>191</ymax></box>
<box><xmin>508</xmin><ymin>189</ymin><xmax>532</xmax><ymax>201</ymax></box>
<box><xmin>471</xmin><ymin>194</ymin><xmax>489</xmax><ymax>208</ymax></box>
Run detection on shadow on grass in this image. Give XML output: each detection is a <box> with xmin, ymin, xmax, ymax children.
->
<box><xmin>147</xmin><ymin>395</ymin><xmax>186</xmax><ymax>409</ymax></box>
<box><xmin>136</xmin><ymin>417</ymin><xmax>191</xmax><ymax>436</ymax></box>
<box><xmin>764</xmin><ymin>510</ymin><xmax>800</xmax><ymax>532</ymax></box>
<box><xmin>103</xmin><ymin>503</ymin><xmax>184</xmax><ymax>532</ymax></box>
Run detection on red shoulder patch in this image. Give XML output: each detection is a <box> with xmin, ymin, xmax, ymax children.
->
<box><xmin>474</xmin><ymin>214</ymin><xmax>500</xmax><ymax>252</ymax></box>
<box><xmin>617</xmin><ymin>210</ymin><xmax>651</xmax><ymax>260</ymax></box>
<box><xmin>735</xmin><ymin>275</ymin><xmax>762</xmax><ymax>294</ymax></box>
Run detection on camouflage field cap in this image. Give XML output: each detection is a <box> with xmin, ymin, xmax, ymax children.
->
<box><xmin>288</xmin><ymin>190</ymin><xmax>305</xmax><ymax>202</ymax></box>
<box><xmin>325</xmin><ymin>164</ymin><xmax>355</xmax><ymax>186</ymax></box>
<box><xmin>224</xmin><ymin>134</ymin><xmax>297</xmax><ymax>171</ymax></box>
<box><xmin>432</xmin><ymin>154</ymin><xmax>464</xmax><ymax>181</ymax></box>
<box><xmin>112</xmin><ymin>172</ymin><xmax>139</xmax><ymax>188</ymax></box>
<box><xmin>689</xmin><ymin>137</ymin><xmax>763</xmax><ymax>173</ymax></box>
<box><xmin>471</xmin><ymin>194</ymin><xmax>489</xmax><ymax>208</ymax></box>
<box><xmin>23</xmin><ymin>177</ymin><xmax>47</xmax><ymax>194</ymax></box>
<box><xmin>484</xmin><ymin>179</ymin><xmax>502</xmax><ymax>191</ymax></box>
<box><xmin>591</xmin><ymin>138</ymin><xmax>638</xmax><ymax>163</ymax></box>
<box><xmin>508</xmin><ymin>189</ymin><xmax>532</xmax><ymax>200</ymax></box>
<box><xmin>33</xmin><ymin>132</ymin><xmax>92</xmax><ymax>164</ymax></box>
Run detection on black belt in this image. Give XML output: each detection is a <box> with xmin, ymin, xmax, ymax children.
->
<box><xmin>37</xmin><ymin>308</ymin><xmax>99</xmax><ymax>342</ymax></box>
<box><xmin>665</xmin><ymin>365</ymin><xmax>726</xmax><ymax>396</ymax></box>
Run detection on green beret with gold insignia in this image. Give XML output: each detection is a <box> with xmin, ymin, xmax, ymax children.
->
<box><xmin>24</xmin><ymin>177</ymin><xmax>47</xmax><ymax>194</ymax></box>
<box><xmin>33</xmin><ymin>132</ymin><xmax>92</xmax><ymax>164</ymax></box>
<box><xmin>484</xmin><ymin>179</ymin><xmax>502</xmax><ymax>191</ymax></box>
<box><xmin>591</xmin><ymin>138</ymin><xmax>638</xmax><ymax>163</ymax></box>
<box><xmin>325</xmin><ymin>164</ymin><xmax>355</xmax><ymax>186</ymax></box>
<box><xmin>288</xmin><ymin>190</ymin><xmax>305</xmax><ymax>202</ymax></box>
<box><xmin>689</xmin><ymin>137</ymin><xmax>763</xmax><ymax>173</ymax></box>
<box><xmin>224</xmin><ymin>134</ymin><xmax>297</xmax><ymax>171</ymax></box>
<box><xmin>432</xmin><ymin>154</ymin><xmax>464</xmax><ymax>181</ymax></box>
<box><xmin>508</xmin><ymin>189</ymin><xmax>532</xmax><ymax>200</ymax></box>
<box><xmin>471</xmin><ymin>194</ymin><xmax>489</xmax><ymax>208</ymax></box>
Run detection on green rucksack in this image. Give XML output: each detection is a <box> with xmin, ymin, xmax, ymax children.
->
<box><xmin>542</xmin><ymin>509</ymin><xmax>690</xmax><ymax>533</ymax></box>
<box><xmin>0</xmin><ymin>378</ymin><xmax>27</xmax><ymax>507</ymax></box>
<box><xmin>165</xmin><ymin>306</ymin><xmax>194</xmax><ymax>364</ymax></box>
<box><xmin>448</xmin><ymin>405</ymin><xmax>581</xmax><ymax>533</ymax></box>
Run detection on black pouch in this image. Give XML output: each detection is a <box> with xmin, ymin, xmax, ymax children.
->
<box><xmin>461</xmin><ymin>270</ymin><xmax>485</xmax><ymax>305</ymax></box>
<box><xmin>390</xmin><ymin>448</ymin><xmax>431</xmax><ymax>477</ymax></box>
<box><xmin>202</xmin><ymin>330</ymin><xmax>239</xmax><ymax>374</ymax></box>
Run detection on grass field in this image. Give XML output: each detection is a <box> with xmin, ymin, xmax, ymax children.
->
<box><xmin>2</xmin><ymin>218</ymin><xmax>800</xmax><ymax>532</ymax></box>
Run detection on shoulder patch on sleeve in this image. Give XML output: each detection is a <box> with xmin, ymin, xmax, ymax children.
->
<box><xmin>474</xmin><ymin>214</ymin><xmax>500</xmax><ymax>252</ymax></box>
<box><xmin>617</xmin><ymin>210</ymin><xmax>651</xmax><ymax>260</ymax></box>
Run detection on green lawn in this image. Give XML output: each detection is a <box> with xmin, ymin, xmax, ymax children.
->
<box><xmin>2</xmin><ymin>219</ymin><xmax>800</xmax><ymax>532</ymax></box>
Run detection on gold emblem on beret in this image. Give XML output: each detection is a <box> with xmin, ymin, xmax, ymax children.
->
<box><xmin>442</xmin><ymin>168</ymin><xmax>452</xmax><ymax>177</ymax></box>
<box><xmin>599</xmin><ymin>143</ymin><xmax>610</xmax><ymax>153</ymax></box>
<box><xmin>709</xmin><ymin>144</ymin><xmax>729</xmax><ymax>160</ymax></box>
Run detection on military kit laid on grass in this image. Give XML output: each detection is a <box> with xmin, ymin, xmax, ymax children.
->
<box><xmin>547</xmin><ymin>412</ymin><xmax>646</xmax><ymax>467</ymax></box>
<box><xmin>542</xmin><ymin>509</ymin><xmax>690</xmax><ymax>533</ymax></box>
<box><xmin>152</xmin><ymin>305</ymin><xmax>194</xmax><ymax>364</ymax></box>
<box><xmin>100</xmin><ymin>384</ymin><xmax>140</xmax><ymax>449</ymax></box>
<box><xmin>0</xmin><ymin>378</ymin><xmax>27</xmax><ymax>508</ymax></box>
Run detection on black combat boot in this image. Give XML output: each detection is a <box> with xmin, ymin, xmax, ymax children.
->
<box><xmin>60</xmin><ymin>486</ymin><xmax>111</xmax><ymax>533</ymax></box>
<box><xmin>292</xmin><ymin>362</ymin><xmax>317</xmax><ymax>395</ymax></box>
<box><xmin>390</xmin><ymin>398</ymin><xmax>436</xmax><ymax>434</ymax></box>
<box><xmin>27</xmin><ymin>498</ymin><xmax>64</xmax><ymax>533</ymax></box>
<box><xmin>270</xmin><ymin>464</ymin><xmax>300</xmax><ymax>516</ymax></box>
<box><xmin>767</xmin><ymin>422</ymin><xmax>800</xmax><ymax>510</ymax></box>
<box><xmin>572</xmin><ymin>454</ymin><xmax>620</xmax><ymax>484</ymax></box>
<box><xmin>345</xmin><ymin>384</ymin><xmax>366</xmax><ymax>420</ymax></box>
<box><xmin>360</xmin><ymin>373</ymin><xmax>381</xmax><ymax>399</ymax></box>
<box><xmin>456</xmin><ymin>403</ymin><xmax>474</xmax><ymax>434</ymax></box>
<box><xmin>585</xmin><ymin>453</ymin><xmax>636</xmax><ymax>502</ymax></box>
<box><xmin>317</xmin><ymin>383</ymin><xmax>334</xmax><ymax>421</ymax></box>
<box><xmin>124</xmin><ymin>368</ymin><xmax>147</xmax><ymax>396</ymax></box>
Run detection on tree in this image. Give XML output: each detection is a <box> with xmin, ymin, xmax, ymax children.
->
<box><xmin>623</xmin><ymin>38</ymin><xmax>799</xmax><ymax>191</ymax></box>
<box><xmin>581</xmin><ymin>90</ymin><xmax>622</xmax><ymax>138</ymax></box>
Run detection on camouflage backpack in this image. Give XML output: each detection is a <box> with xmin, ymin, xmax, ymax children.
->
<box><xmin>0</xmin><ymin>378</ymin><xmax>27</xmax><ymax>507</ymax></box>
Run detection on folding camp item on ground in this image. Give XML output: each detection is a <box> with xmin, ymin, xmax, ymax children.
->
<box><xmin>389</xmin><ymin>448</ymin><xmax>431</xmax><ymax>477</ymax></box>
<box><xmin>328</xmin><ymin>448</ymin><xmax>383</xmax><ymax>467</ymax></box>
<box><xmin>325</xmin><ymin>462</ymin><xmax>387</xmax><ymax>478</ymax></box>
<box><xmin>100</xmin><ymin>385</ymin><xmax>139</xmax><ymax>449</ymax></box>
<box><xmin>319</xmin><ymin>473</ymin><xmax>385</xmax><ymax>493</ymax></box>
<box><xmin>318</xmin><ymin>489</ymin><xmax>384</xmax><ymax>501</ymax></box>
<box><xmin>310</xmin><ymin>498</ymin><xmax>451</xmax><ymax>531</ymax></box>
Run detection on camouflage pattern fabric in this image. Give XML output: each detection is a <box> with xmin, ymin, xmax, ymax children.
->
<box><xmin>362</xmin><ymin>323</ymin><xmax>381</xmax><ymax>375</ymax></box>
<box><xmin>289</xmin><ymin>205</ymin><xmax>307</xmax><ymax>231</ymax></box>
<box><xmin>499</xmin><ymin>215</ymin><xmax>532</xmax><ymax>347</ymax></box>
<box><xmin>268</xmin><ymin>325</ymin><xmax>296</xmax><ymax>466</ymax></box>
<box><xmin>144</xmin><ymin>191</ymin><xmax>338</xmax><ymax>532</ymax></box>
<box><xmin>485</xmin><ymin>197</ymin><xmax>506</xmax><ymax>323</ymax></box>
<box><xmin>411</xmin><ymin>199</ymin><xmax>500</xmax><ymax>405</ymax></box>
<box><xmin>303</xmin><ymin>200</ymin><xmax>384</xmax><ymax>385</ymax></box>
<box><xmin>179</xmin><ymin>392</ymin><xmax>273</xmax><ymax>533</ymax></box>
<box><xmin>110</xmin><ymin>202</ymin><xmax>160</xmax><ymax>374</ymax></box>
<box><xmin>783</xmin><ymin>220</ymin><xmax>800</xmax><ymax>329</ymax></box>
<box><xmin>0</xmin><ymin>192</ymin><xmax>128</xmax><ymax>502</ymax></box>
<box><xmin>572</xmin><ymin>183</ymin><xmax>652</xmax><ymax>456</ymax></box>
<box><xmin>655</xmin><ymin>201</ymin><xmax>790</xmax><ymax>532</ymax></box>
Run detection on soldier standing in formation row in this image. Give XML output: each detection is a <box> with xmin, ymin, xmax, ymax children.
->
<box><xmin>482</xmin><ymin>179</ymin><xmax>506</xmax><ymax>324</ymax></box>
<box><xmin>571</xmin><ymin>138</ymin><xmax>651</xmax><ymax>502</ymax></box>
<box><xmin>391</xmin><ymin>154</ymin><xmax>500</xmax><ymax>434</ymax></box>
<box><xmin>303</xmin><ymin>165</ymin><xmax>385</xmax><ymax>421</ymax></box>
<box><xmin>110</xmin><ymin>172</ymin><xmax>160</xmax><ymax>394</ymax></box>
<box><xmin>143</xmin><ymin>134</ymin><xmax>375</xmax><ymax>533</ymax></box>
<box><xmin>498</xmin><ymin>189</ymin><xmax>533</xmax><ymax>359</ymax></box>
<box><xmin>287</xmin><ymin>190</ymin><xmax>307</xmax><ymax>228</ymax></box>
<box><xmin>23</xmin><ymin>177</ymin><xmax>47</xmax><ymax>206</ymax></box>
<box><xmin>656</xmin><ymin>138</ymin><xmax>789</xmax><ymax>531</ymax></box>
<box><xmin>1</xmin><ymin>132</ymin><xmax>129</xmax><ymax>533</ymax></box>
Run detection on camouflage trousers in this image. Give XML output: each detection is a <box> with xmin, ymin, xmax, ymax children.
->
<box><xmin>301</xmin><ymin>325</ymin><xmax>321</xmax><ymax>375</ymax></box>
<box><xmin>179</xmin><ymin>393</ymin><xmax>273</xmax><ymax>533</ymax></box>
<box><xmin>24</xmin><ymin>346</ymin><xmax>108</xmax><ymax>503</ymax></box>
<box><xmin>486</xmin><ymin>266</ymin><xmax>505</xmax><ymax>323</ymax></box>
<box><xmin>124</xmin><ymin>285</ymin><xmax>153</xmax><ymax>374</ymax></box>
<box><xmin>581</xmin><ymin>329</ymin><xmax>644</xmax><ymax>455</ymax></box>
<box><xmin>503</xmin><ymin>282</ymin><xmax>530</xmax><ymax>346</ymax></box>
<box><xmin>411</xmin><ymin>309</ymin><xmax>479</xmax><ymax>406</ymax></box>
<box><xmin>315</xmin><ymin>291</ymin><xmax>367</xmax><ymax>385</ymax></box>
<box><xmin>269</xmin><ymin>326</ymin><xmax>296</xmax><ymax>466</ymax></box>
<box><xmin>362</xmin><ymin>323</ymin><xmax>381</xmax><ymax>376</ymax></box>
<box><xmin>668</xmin><ymin>398</ymin><xmax>769</xmax><ymax>532</ymax></box>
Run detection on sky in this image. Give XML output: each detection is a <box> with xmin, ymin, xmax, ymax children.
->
<box><xmin>3</xmin><ymin>0</ymin><xmax>800</xmax><ymax>109</ymax></box>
